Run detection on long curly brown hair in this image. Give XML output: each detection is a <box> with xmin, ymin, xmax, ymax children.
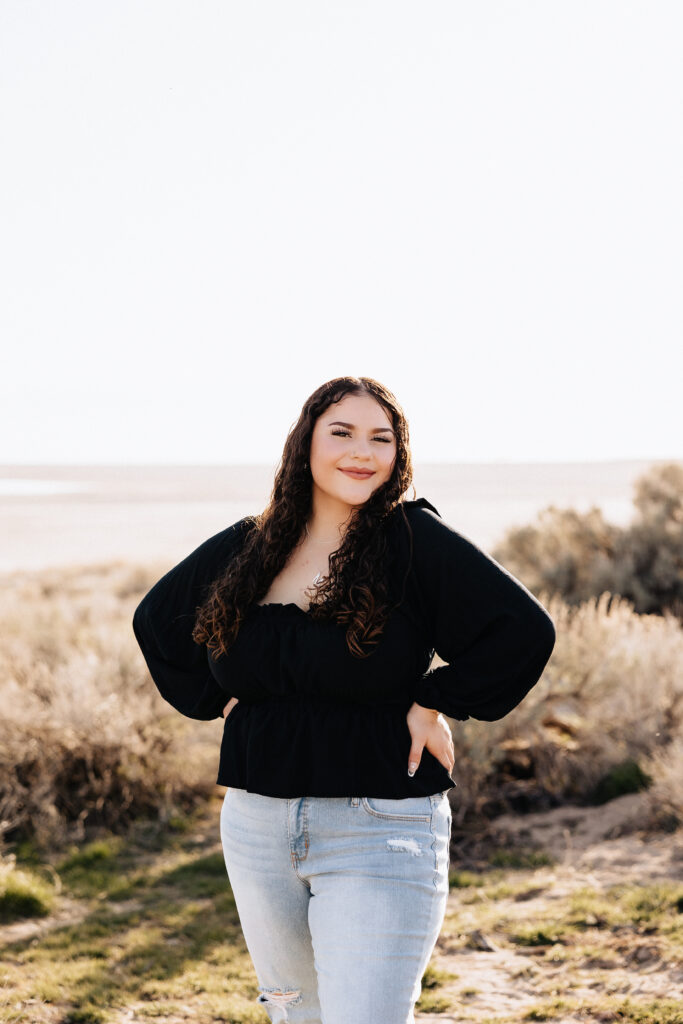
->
<box><xmin>192</xmin><ymin>377</ymin><xmax>416</xmax><ymax>659</ymax></box>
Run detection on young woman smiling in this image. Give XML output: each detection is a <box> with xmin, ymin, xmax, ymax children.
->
<box><xmin>133</xmin><ymin>376</ymin><xmax>556</xmax><ymax>1024</ymax></box>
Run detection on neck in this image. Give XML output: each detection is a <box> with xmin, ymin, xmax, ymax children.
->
<box><xmin>307</xmin><ymin>485</ymin><xmax>355</xmax><ymax>544</ymax></box>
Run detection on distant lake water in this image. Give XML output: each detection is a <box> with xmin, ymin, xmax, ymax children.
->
<box><xmin>0</xmin><ymin>460</ymin><xmax>676</xmax><ymax>573</ymax></box>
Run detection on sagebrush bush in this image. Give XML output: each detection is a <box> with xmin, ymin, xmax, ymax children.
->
<box><xmin>643</xmin><ymin>736</ymin><xmax>683</xmax><ymax>826</ymax></box>
<box><xmin>0</xmin><ymin>562</ymin><xmax>221</xmax><ymax>850</ymax></box>
<box><xmin>492</xmin><ymin>461</ymin><xmax>683</xmax><ymax>618</ymax></box>
<box><xmin>447</xmin><ymin>590</ymin><xmax>683</xmax><ymax>824</ymax></box>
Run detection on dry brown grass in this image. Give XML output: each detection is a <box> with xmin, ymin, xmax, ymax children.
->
<box><xmin>440</xmin><ymin>590</ymin><xmax>683</xmax><ymax>827</ymax></box>
<box><xmin>0</xmin><ymin>562</ymin><xmax>222</xmax><ymax>851</ymax></box>
<box><xmin>492</xmin><ymin>460</ymin><xmax>683</xmax><ymax>619</ymax></box>
<box><xmin>1</xmin><ymin>560</ymin><xmax>682</xmax><ymax>855</ymax></box>
<box><xmin>644</xmin><ymin>735</ymin><xmax>683</xmax><ymax>827</ymax></box>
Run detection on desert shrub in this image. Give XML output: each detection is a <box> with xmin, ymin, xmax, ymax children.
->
<box><xmin>492</xmin><ymin>461</ymin><xmax>683</xmax><ymax>619</ymax></box>
<box><xmin>0</xmin><ymin>562</ymin><xmax>221</xmax><ymax>851</ymax></box>
<box><xmin>447</xmin><ymin>590</ymin><xmax>683</xmax><ymax>824</ymax></box>
<box><xmin>643</xmin><ymin>736</ymin><xmax>683</xmax><ymax>826</ymax></box>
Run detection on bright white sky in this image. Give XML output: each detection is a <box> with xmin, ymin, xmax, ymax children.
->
<box><xmin>1</xmin><ymin>1</ymin><xmax>681</xmax><ymax>465</ymax></box>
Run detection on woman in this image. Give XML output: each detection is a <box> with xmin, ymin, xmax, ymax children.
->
<box><xmin>132</xmin><ymin>376</ymin><xmax>556</xmax><ymax>1024</ymax></box>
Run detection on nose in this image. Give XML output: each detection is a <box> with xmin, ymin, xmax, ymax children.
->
<box><xmin>351</xmin><ymin>441</ymin><xmax>372</xmax><ymax>460</ymax></box>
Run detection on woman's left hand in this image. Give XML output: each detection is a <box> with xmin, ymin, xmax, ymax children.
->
<box><xmin>406</xmin><ymin>702</ymin><xmax>455</xmax><ymax>776</ymax></box>
<box><xmin>223</xmin><ymin>697</ymin><xmax>239</xmax><ymax>719</ymax></box>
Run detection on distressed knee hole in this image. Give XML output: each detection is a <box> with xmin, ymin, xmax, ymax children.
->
<box><xmin>258</xmin><ymin>986</ymin><xmax>303</xmax><ymax>1016</ymax></box>
<box><xmin>387</xmin><ymin>837</ymin><xmax>423</xmax><ymax>856</ymax></box>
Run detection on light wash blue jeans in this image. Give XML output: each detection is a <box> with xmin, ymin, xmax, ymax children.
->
<box><xmin>219</xmin><ymin>787</ymin><xmax>452</xmax><ymax>1024</ymax></box>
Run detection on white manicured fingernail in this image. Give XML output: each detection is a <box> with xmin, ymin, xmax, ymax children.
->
<box><xmin>408</xmin><ymin>762</ymin><xmax>418</xmax><ymax>776</ymax></box>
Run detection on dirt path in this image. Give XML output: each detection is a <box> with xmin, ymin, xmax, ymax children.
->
<box><xmin>422</xmin><ymin>794</ymin><xmax>683</xmax><ymax>1023</ymax></box>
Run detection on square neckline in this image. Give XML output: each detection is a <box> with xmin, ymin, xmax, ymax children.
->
<box><xmin>254</xmin><ymin>601</ymin><xmax>312</xmax><ymax>615</ymax></box>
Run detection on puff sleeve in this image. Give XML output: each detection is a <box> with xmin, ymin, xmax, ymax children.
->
<box><xmin>132</xmin><ymin>518</ymin><xmax>248</xmax><ymax>720</ymax></box>
<box><xmin>407</xmin><ymin>504</ymin><xmax>556</xmax><ymax>721</ymax></box>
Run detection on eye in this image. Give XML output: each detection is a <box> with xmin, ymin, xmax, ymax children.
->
<box><xmin>330</xmin><ymin>429</ymin><xmax>392</xmax><ymax>443</ymax></box>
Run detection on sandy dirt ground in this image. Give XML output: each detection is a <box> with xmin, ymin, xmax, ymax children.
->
<box><xmin>423</xmin><ymin>794</ymin><xmax>683</xmax><ymax>1023</ymax></box>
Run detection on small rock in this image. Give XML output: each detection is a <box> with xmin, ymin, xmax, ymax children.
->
<box><xmin>514</xmin><ymin>886</ymin><xmax>546</xmax><ymax>902</ymax></box>
<box><xmin>467</xmin><ymin>929</ymin><xmax>498</xmax><ymax>952</ymax></box>
<box><xmin>626</xmin><ymin>945</ymin><xmax>660</xmax><ymax>964</ymax></box>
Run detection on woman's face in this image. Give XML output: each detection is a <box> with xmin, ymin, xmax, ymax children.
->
<box><xmin>309</xmin><ymin>392</ymin><xmax>397</xmax><ymax>510</ymax></box>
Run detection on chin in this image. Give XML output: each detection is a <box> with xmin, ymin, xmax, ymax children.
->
<box><xmin>342</xmin><ymin>482</ymin><xmax>385</xmax><ymax>506</ymax></box>
<box><xmin>317</xmin><ymin>481</ymin><xmax>368</xmax><ymax>506</ymax></box>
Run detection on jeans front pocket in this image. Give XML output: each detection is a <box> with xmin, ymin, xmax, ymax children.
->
<box><xmin>360</xmin><ymin>795</ymin><xmax>433</xmax><ymax>822</ymax></box>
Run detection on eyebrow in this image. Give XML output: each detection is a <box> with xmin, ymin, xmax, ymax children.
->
<box><xmin>327</xmin><ymin>420</ymin><xmax>395</xmax><ymax>433</ymax></box>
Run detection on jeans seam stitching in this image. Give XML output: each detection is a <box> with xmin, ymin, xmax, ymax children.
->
<box><xmin>360</xmin><ymin>796</ymin><xmax>432</xmax><ymax>822</ymax></box>
<box><xmin>286</xmin><ymin>797</ymin><xmax>296</xmax><ymax>870</ymax></box>
<box><xmin>302</xmin><ymin>797</ymin><xmax>310</xmax><ymax>860</ymax></box>
<box><xmin>430</xmin><ymin>807</ymin><xmax>438</xmax><ymax>889</ymax></box>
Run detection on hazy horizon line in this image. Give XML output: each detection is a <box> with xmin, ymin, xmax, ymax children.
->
<box><xmin>1</xmin><ymin>455</ymin><xmax>680</xmax><ymax>470</ymax></box>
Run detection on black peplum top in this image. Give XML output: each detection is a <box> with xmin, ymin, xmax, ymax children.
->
<box><xmin>132</xmin><ymin>498</ymin><xmax>556</xmax><ymax>798</ymax></box>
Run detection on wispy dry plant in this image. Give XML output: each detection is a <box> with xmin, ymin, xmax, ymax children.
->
<box><xmin>493</xmin><ymin>461</ymin><xmax>683</xmax><ymax>618</ymax></box>
<box><xmin>0</xmin><ymin>562</ymin><xmax>222</xmax><ymax>851</ymax></box>
<box><xmin>643</xmin><ymin>736</ymin><xmax>683</xmax><ymax>826</ymax></box>
<box><xmin>447</xmin><ymin>591</ymin><xmax>683</xmax><ymax>825</ymax></box>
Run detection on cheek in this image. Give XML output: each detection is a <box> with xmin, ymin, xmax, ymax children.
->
<box><xmin>372</xmin><ymin>451</ymin><xmax>395</xmax><ymax>485</ymax></box>
<box><xmin>310</xmin><ymin>434</ymin><xmax>336</xmax><ymax>471</ymax></box>
<box><xmin>383</xmin><ymin>446</ymin><xmax>397</xmax><ymax>472</ymax></box>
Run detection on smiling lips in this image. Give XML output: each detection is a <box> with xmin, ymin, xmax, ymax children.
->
<box><xmin>339</xmin><ymin>468</ymin><xmax>375</xmax><ymax>479</ymax></box>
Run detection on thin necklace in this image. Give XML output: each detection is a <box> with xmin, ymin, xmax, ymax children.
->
<box><xmin>304</xmin><ymin>523</ymin><xmax>338</xmax><ymax>586</ymax></box>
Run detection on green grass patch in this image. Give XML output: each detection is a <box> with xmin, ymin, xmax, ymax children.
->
<box><xmin>591</xmin><ymin>759</ymin><xmax>651</xmax><ymax>804</ymax></box>
<box><xmin>524</xmin><ymin>999</ymin><xmax>573</xmax><ymax>1021</ymax></box>
<box><xmin>166</xmin><ymin>813</ymin><xmax>194</xmax><ymax>832</ymax></box>
<box><xmin>58</xmin><ymin>838</ymin><xmax>125</xmax><ymax>869</ymax></box>
<box><xmin>610</xmin><ymin>998</ymin><xmax>683</xmax><ymax>1023</ymax></box>
<box><xmin>511</xmin><ymin>925</ymin><xmax>566</xmax><ymax>947</ymax></box>
<box><xmin>416</xmin><ymin>990</ymin><xmax>453</xmax><ymax>1013</ymax></box>
<box><xmin>565</xmin><ymin>881</ymin><xmax>683</xmax><ymax>934</ymax></box>
<box><xmin>448</xmin><ymin>868</ymin><xmax>489</xmax><ymax>888</ymax></box>
<box><xmin>56</xmin><ymin>837</ymin><xmax>131</xmax><ymax>900</ymax></box>
<box><xmin>151</xmin><ymin>851</ymin><xmax>232</xmax><ymax>900</ymax></box>
<box><xmin>416</xmin><ymin>961</ymin><xmax>457</xmax><ymax>1012</ymax></box>
<box><xmin>62</xmin><ymin>1009</ymin><xmax>107</xmax><ymax>1024</ymax></box>
<box><xmin>488</xmin><ymin>848</ymin><xmax>555</xmax><ymax>869</ymax></box>
<box><xmin>0</xmin><ymin>863</ymin><xmax>56</xmax><ymax>922</ymax></box>
<box><xmin>504</xmin><ymin>880</ymin><xmax>683</xmax><ymax>951</ymax></box>
<box><xmin>420</xmin><ymin>962</ymin><xmax>457</xmax><ymax>989</ymax></box>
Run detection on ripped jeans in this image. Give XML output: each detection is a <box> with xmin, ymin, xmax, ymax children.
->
<box><xmin>219</xmin><ymin>787</ymin><xmax>452</xmax><ymax>1024</ymax></box>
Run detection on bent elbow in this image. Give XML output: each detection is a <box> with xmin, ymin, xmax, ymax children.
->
<box><xmin>521</xmin><ymin>594</ymin><xmax>556</xmax><ymax>660</ymax></box>
<box><xmin>536</xmin><ymin>607</ymin><xmax>556</xmax><ymax>663</ymax></box>
<box><xmin>132</xmin><ymin>603</ymin><xmax>146</xmax><ymax>647</ymax></box>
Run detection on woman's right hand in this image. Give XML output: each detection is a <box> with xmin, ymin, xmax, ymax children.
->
<box><xmin>406</xmin><ymin>702</ymin><xmax>454</xmax><ymax>776</ymax></box>
<box><xmin>223</xmin><ymin>697</ymin><xmax>239</xmax><ymax>719</ymax></box>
